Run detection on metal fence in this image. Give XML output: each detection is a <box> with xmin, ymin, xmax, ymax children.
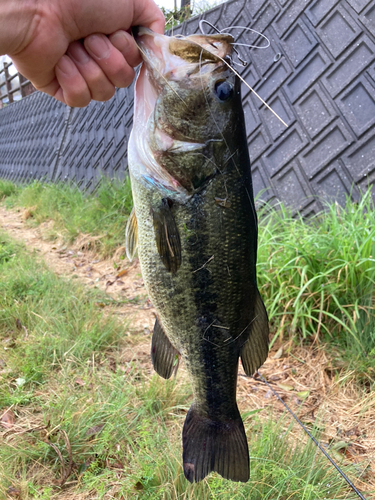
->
<box><xmin>0</xmin><ymin>0</ymin><xmax>375</xmax><ymax>214</ymax></box>
<box><xmin>0</xmin><ymin>61</ymin><xmax>36</xmax><ymax>108</ymax></box>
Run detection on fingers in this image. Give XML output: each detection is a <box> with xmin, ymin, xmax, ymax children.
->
<box><xmin>109</xmin><ymin>30</ymin><xmax>142</xmax><ymax>67</ymax></box>
<box><xmin>53</xmin><ymin>34</ymin><xmax>138</xmax><ymax>107</ymax></box>
<box><xmin>55</xmin><ymin>55</ymin><xmax>91</xmax><ymax>107</ymax></box>
<box><xmin>84</xmin><ymin>33</ymin><xmax>136</xmax><ymax>87</ymax></box>
<box><xmin>67</xmin><ymin>40</ymin><xmax>115</xmax><ymax>101</ymax></box>
<box><xmin>8</xmin><ymin>0</ymin><xmax>166</xmax><ymax>108</ymax></box>
<box><xmin>63</xmin><ymin>0</ymin><xmax>165</xmax><ymax>40</ymax></box>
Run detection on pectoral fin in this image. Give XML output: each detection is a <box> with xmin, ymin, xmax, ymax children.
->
<box><xmin>125</xmin><ymin>207</ymin><xmax>138</xmax><ymax>261</ymax></box>
<box><xmin>241</xmin><ymin>289</ymin><xmax>269</xmax><ymax>376</ymax></box>
<box><xmin>151</xmin><ymin>317</ymin><xmax>180</xmax><ymax>379</ymax></box>
<box><xmin>152</xmin><ymin>198</ymin><xmax>181</xmax><ymax>273</ymax></box>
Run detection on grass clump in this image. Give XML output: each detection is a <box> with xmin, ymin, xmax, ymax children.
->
<box><xmin>257</xmin><ymin>190</ymin><xmax>375</xmax><ymax>367</ymax></box>
<box><xmin>0</xmin><ymin>233</ymin><xmax>362</xmax><ymax>499</ymax></box>
<box><xmin>4</xmin><ymin>177</ymin><xmax>133</xmax><ymax>256</ymax></box>
<box><xmin>0</xmin><ymin>179</ymin><xmax>19</xmax><ymax>199</ymax></box>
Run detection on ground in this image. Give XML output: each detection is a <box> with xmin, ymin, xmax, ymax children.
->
<box><xmin>1</xmin><ymin>205</ymin><xmax>374</xmax><ymax>496</ymax></box>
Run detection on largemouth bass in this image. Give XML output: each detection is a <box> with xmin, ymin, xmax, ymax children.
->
<box><xmin>126</xmin><ymin>27</ymin><xmax>269</xmax><ymax>483</ymax></box>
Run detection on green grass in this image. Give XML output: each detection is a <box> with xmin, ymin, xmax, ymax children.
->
<box><xmin>0</xmin><ymin>233</ymin><xmax>122</xmax><ymax>390</ymax></box>
<box><xmin>0</xmin><ymin>232</ymin><xmax>364</xmax><ymax>499</ymax></box>
<box><xmin>256</xmin><ymin>191</ymin><xmax>375</xmax><ymax>379</ymax></box>
<box><xmin>0</xmin><ymin>177</ymin><xmax>133</xmax><ymax>256</ymax></box>
<box><xmin>0</xmin><ymin>178</ymin><xmax>374</xmax><ymax>378</ymax></box>
<box><xmin>0</xmin><ymin>179</ymin><xmax>18</xmax><ymax>199</ymax></box>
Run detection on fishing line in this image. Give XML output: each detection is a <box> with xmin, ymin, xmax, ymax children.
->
<box><xmin>179</xmin><ymin>35</ymin><xmax>287</xmax><ymax>129</ymax></box>
<box><xmin>194</xmin><ymin>38</ymin><xmax>259</xmax><ymax>229</ymax></box>
<box><xmin>256</xmin><ymin>371</ymin><xmax>368</xmax><ymax>500</ymax></box>
<box><xmin>133</xmin><ymin>26</ymin><xmax>287</xmax><ymax>127</ymax></box>
<box><xmin>199</xmin><ymin>20</ymin><xmax>271</xmax><ymax>66</ymax></box>
<box><xmin>196</xmin><ymin>20</ymin><xmax>287</xmax><ymax>128</ymax></box>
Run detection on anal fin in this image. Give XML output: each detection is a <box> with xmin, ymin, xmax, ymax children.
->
<box><xmin>125</xmin><ymin>207</ymin><xmax>138</xmax><ymax>261</ymax></box>
<box><xmin>151</xmin><ymin>317</ymin><xmax>180</xmax><ymax>379</ymax></box>
<box><xmin>241</xmin><ymin>289</ymin><xmax>269</xmax><ymax>376</ymax></box>
<box><xmin>152</xmin><ymin>198</ymin><xmax>181</xmax><ymax>273</ymax></box>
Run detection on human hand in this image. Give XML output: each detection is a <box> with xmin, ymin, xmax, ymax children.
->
<box><xmin>2</xmin><ymin>0</ymin><xmax>165</xmax><ymax>107</ymax></box>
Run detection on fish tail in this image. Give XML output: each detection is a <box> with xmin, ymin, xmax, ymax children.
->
<box><xmin>182</xmin><ymin>405</ymin><xmax>249</xmax><ymax>483</ymax></box>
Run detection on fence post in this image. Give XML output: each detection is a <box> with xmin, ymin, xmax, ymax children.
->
<box><xmin>4</xmin><ymin>62</ymin><xmax>13</xmax><ymax>104</ymax></box>
<box><xmin>19</xmin><ymin>73</ymin><xmax>26</xmax><ymax>98</ymax></box>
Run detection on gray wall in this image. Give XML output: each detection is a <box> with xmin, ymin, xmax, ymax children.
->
<box><xmin>0</xmin><ymin>87</ymin><xmax>134</xmax><ymax>189</ymax></box>
<box><xmin>0</xmin><ymin>0</ymin><xmax>374</xmax><ymax>213</ymax></box>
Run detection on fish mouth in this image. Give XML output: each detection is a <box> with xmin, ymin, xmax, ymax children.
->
<box><xmin>133</xmin><ymin>27</ymin><xmax>234</xmax><ymax>82</ymax></box>
<box><xmin>133</xmin><ymin>27</ymin><xmax>174</xmax><ymax>80</ymax></box>
<box><xmin>129</xmin><ymin>28</ymin><xmax>193</xmax><ymax>199</ymax></box>
<box><xmin>132</xmin><ymin>27</ymin><xmax>235</xmax><ymax>132</ymax></box>
<box><xmin>131</xmin><ymin>28</ymin><xmax>168</xmax><ymax>132</ymax></box>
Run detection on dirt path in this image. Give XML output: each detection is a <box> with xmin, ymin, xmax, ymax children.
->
<box><xmin>0</xmin><ymin>205</ymin><xmax>156</xmax><ymax>335</ymax></box>
<box><xmin>1</xmin><ymin>205</ymin><xmax>374</xmax><ymax>493</ymax></box>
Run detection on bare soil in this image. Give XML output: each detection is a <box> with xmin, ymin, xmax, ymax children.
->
<box><xmin>1</xmin><ymin>205</ymin><xmax>374</xmax><ymax>495</ymax></box>
<box><xmin>0</xmin><ymin>206</ymin><xmax>156</xmax><ymax>335</ymax></box>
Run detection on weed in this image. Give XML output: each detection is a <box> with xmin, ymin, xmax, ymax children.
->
<box><xmin>0</xmin><ymin>179</ymin><xmax>18</xmax><ymax>199</ymax></box>
<box><xmin>257</xmin><ymin>190</ymin><xmax>375</xmax><ymax>364</ymax></box>
<box><xmin>161</xmin><ymin>0</ymin><xmax>226</xmax><ymax>30</ymax></box>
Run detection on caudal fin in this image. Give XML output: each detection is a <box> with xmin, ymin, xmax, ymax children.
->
<box><xmin>182</xmin><ymin>406</ymin><xmax>249</xmax><ymax>483</ymax></box>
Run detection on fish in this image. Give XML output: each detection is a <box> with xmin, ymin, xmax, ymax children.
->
<box><xmin>126</xmin><ymin>27</ymin><xmax>269</xmax><ymax>483</ymax></box>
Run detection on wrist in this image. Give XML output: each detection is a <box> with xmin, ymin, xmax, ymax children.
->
<box><xmin>0</xmin><ymin>0</ymin><xmax>39</xmax><ymax>56</ymax></box>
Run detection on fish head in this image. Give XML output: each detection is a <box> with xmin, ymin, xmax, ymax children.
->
<box><xmin>130</xmin><ymin>28</ymin><xmax>241</xmax><ymax>198</ymax></box>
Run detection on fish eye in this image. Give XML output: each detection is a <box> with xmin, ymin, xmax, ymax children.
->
<box><xmin>214</xmin><ymin>80</ymin><xmax>233</xmax><ymax>101</ymax></box>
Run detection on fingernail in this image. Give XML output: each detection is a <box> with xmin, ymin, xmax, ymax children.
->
<box><xmin>110</xmin><ymin>30</ymin><xmax>129</xmax><ymax>53</ymax></box>
<box><xmin>56</xmin><ymin>55</ymin><xmax>77</xmax><ymax>76</ymax></box>
<box><xmin>68</xmin><ymin>43</ymin><xmax>90</xmax><ymax>64</ymax></box>
<box><xmin>85</xmin><ymin>34</ymin><xmax>111</xmax><ymax>59</ymax></box>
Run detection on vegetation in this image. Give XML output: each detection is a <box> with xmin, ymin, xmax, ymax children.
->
<box><xmin>1</xmin><ymin>6</ymin><xmax>373</xmax><ymax>493</ymax></box>
<box><xmin>257</xmin><ymin>192</ymin><xmax>375</xmax><ymax>379</ymax></box>
<box><xmin>160</xmin><ymin>0</ymin><xmax>226</xmax><ymax>30</ymax></box>
<box><xmin>1</xmin><ymin>178</ymin><xmax>133</xmax><ymax>257</ymax></box>
<box><xmin>0</xmin><ymin>231</ymin><xmax>363</xmax><ymax>499</ymax></box>
<box><xmin>0</xmin><ymin>178</ymin><xmax>373</xmax><ymax>375</ymax></box>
